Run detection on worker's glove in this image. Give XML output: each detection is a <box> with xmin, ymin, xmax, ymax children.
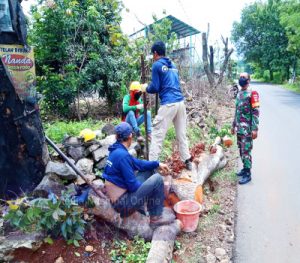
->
<box><xmin>141</xmin><ymin>83</ymin><xmax>148</xmax><ymax>92</ymax></box>
<box><xmin>136</xmin><ymin>104</ymin><xmax>144</xmax><ymax>110</ymax></box>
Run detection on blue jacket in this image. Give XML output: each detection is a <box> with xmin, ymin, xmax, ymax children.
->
<box><xmin>147</xmin><ymin>57</ymin><xmax>184</xmax><ymax>105</ymax></box>
<box><xmin>102</xmin><ymin>142</ymin><xmax>159</xmax><ymax>192</ymax></box>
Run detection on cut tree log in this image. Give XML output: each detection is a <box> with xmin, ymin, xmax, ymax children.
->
<box><xmin>89</xmin><ymin>180</ymin><xmax>177</xmax><ymax>241</ymax></box>
<box><xmin>170</xmin><ymin>145</ymin><xmax>227</xmax><ymax>203</ymax></box>
<box><xmin>89</xmin><ymin>185</ymin><xmax>153</xmax><ymax>240</ymax></box>
<box><xmin>192</xmin><ymin>145</ymin><xmax>226</xmax><ymax>185</ymax></box>
<box><xmin>146</xmin><ymin>220</ymin><xmax>182</xmax><ymax>263</ymax></box>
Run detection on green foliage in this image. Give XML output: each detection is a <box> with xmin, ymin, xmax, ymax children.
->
<box><xmin>232</xmin><ymin>0</ymin><xmax>293</xmax><ymax>81</ymax></box>
<box><xmin>110</xmin><ymin>236</ymin><xmax>151</xmax><ymax>263</ymax></box>
<box><xmin>279</xmin><ymin>0</ymin><xmax>300</xmax><ymax>56</ymax></box>
<box><xmin>284</xmin><ymin>82</ymin><xmax>300</xmax><ymax>93</ymax></box>
<box><xmin>30</xmin><ymin>0</ymin><xmax>127</xmax><ymax>116</ymax></box>
<box><xmin>174</xmin><ymin>240</ymin><xmax>182</xmax><ymax>251</ymax></box>
<box><xmin>4</xmin><ymin>191</ymin><xmax>86</xmax><ymax>246</ymax></box>
<box><xmin>44</xmin><ymin>119</ymin><xmax>104</xmax><ymax>143</ymax></box>
<box><xmin>208</xmin><ymin>123</ymin><xmax>232</xmax><ymax>139</ymax></box>
<box><xmin>160</xmin><ymin>126</ymin><xmax>176</xmax><ymax>161</ymax></box>
<box><xmin>159</xmin><ymin>124</ymin><xmax>203</xmax><ymax>161</ymax></box>
<box><xmin>209</xmin><ymin>204</ymin><xmax>221</xmax><ymax>215</ymax></box>
<box><xmin>188</xmin><ymin>126</ymin><xmax>203</xmax><ymax>146</ymax></box>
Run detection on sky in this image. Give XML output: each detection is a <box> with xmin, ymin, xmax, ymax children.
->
<box><xmin>22</xmin><ymin>0</ymin><xmax>255</xmax><ymax>56</ymax></box>
<box><xmin>121</xmin><ymin>0</ymin><xmax>253</xmax><ymax>42</ymax></box>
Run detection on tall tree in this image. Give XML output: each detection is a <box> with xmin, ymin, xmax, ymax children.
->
<box><xmin>279</xmin><ymin>0</ymin><xmax>300</xmax><ymax>81</ymax></box>
<box><xmin>232</xmin><ymin>0</ymin><xmax>293</xmax><ymax>80</ymax></box>
<box><xmin>30</xmin><ymin>0</ymin><xmax>127</xmax><ymax>117</ymax></box>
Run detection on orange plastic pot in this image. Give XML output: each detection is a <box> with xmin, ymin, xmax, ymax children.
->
<box><xmin>174</xmin><ymin>200</ymin><xmax>202</xmax><ymax>232</ymax></box>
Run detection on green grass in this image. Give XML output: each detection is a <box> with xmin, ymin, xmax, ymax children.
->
<box><xmin>160</xmin><ymin>126</ymin><xmax>176</xmax><ymax>161</ymax></box>
<box><xmin>188</xmin><ymin>126</ymin><xmax>203</xmax><ymax>146</ymax></box>
<box><xmin>212</xmin><ymin>169</ymin><xmax>237</xmax><ymax>182</ymax></box>
<box><xmin>160</xmin><ymin>125</ymin><xmax>203</xmax><ymax>161</ymax></box>
<box><xmin>44</xmin><ymin>119</ymin><xmax>105</xmax><ymax>143</ymax></box>
<box><xmin>283</xmin><ymin>83</ymin><xmax>300</xmax><ymax>94</ymax></box>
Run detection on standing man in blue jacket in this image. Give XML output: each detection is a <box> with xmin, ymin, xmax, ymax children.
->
<box><xmin>103</xmin><ymin>122</ymin><xmax>174</xmax><ymax>227</ymax></box>
<box><xmin>142</xmin><ymin>41</ymin><xmax>192</xmax><ymax>170</ymax></box>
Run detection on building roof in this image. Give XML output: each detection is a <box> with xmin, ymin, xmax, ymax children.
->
<box><xmin>130</xmin><ymin>15</ymin><xmax>200</xmax><ymax>39</ymax></box>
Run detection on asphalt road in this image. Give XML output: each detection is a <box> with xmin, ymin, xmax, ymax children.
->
<box><xmin>234</xmin><ymin>83</ymin><xmax>300</xmax><ymax>263</ymax></box>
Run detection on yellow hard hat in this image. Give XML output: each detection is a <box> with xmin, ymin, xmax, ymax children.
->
<box><xmin>79</xmin><ymin>128</ymin><xmax>96</xmax><ymax>142</ymax></box>
<box><xmin>129</xmin><ymin>81</ymin><xmax>141</xmax><ymax>91</ymax></box>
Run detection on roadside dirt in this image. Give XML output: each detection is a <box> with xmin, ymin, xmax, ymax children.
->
<box><xmin>173</xmin><ymin>103</ymin><xmax>238</xmax><ymax>263</ymax></box>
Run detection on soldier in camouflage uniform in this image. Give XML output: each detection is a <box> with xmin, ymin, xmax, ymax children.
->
<box><xmin>231</xmin><ymin>72</ymin><xmax>260</xmax><ymax>185</ymax></box>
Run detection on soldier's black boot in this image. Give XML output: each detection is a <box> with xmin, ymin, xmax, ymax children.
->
<box><xmin>236</xmin><ymin>168</ymin><xmax>246</xmax><ymax>177</ymax></box>
<box><xmin>239</xmin><ymin>168</ymin><xmax>251</xmax><ymax>185</ymax></box>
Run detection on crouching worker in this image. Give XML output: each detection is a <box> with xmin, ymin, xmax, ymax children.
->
<box><xmin>122</xmin><ymin>81</ymin><xmax>152</xmax><ymax>139</ymax></box>
<box><xmin>103</xmin><ymin>122</ymin><xmax>173</xmax><ymax>227</ymax></box>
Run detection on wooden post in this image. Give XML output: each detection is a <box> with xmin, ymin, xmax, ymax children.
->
<box><xmin>141</xmin><ymin>54</ymin><xmax>149</xmax><ymax>160</ymax></box>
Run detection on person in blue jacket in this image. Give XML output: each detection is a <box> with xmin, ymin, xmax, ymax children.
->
<box><xmin>141</xmin><ymin>41</ymin><xmax>192</xmax><ymax>170</ymax></box>
<box><xmin>102</xmin><ymin>122</ymin><xmax>174</xmax><ymax>227</ymax></box>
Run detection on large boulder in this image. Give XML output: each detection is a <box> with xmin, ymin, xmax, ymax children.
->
<box><xmin>92</xmin><ymin>146</ymin><xmax>109</xmax><ymax>162</ymax></box>
<box><xmin>84</xmin><ymin>144</ymin><xmax>101</xmax><ymax>157</ymax></box>
<box><xmin>0</xmin><ymin>231</ymin><xmax>44</xmax><ymax>262</ymax></box>
<box><xmin>32</xmin><ymin>173</ymin><xmax>65</xmax><ymax>198</ymax></box>
<box><xmin>45</xmin><ymin>161</ymin><xmax>77</xmax><ymax>180</ymax></box>
<box><xmin>101</xmin><ymin>123</ymin><xmax>115</xmax><ymax>136</ymax></box>
<box><xmin>67</xmin><ymin>146</ymin><xmax>85</xmax><ymax>162</ymax></box>
<box><xmin>63</xmin><ymin>136</ymin><xmax>82</xmax><ymax>147</ymax></box>
<box><xmin>76</xmin><ymin>174</ymin><xmax>96</xmax><ymax>186</ymax></box>
<box><xmin>99</xmin><ymin>135</ymin><xmax>116</xmax><ymax>146</ymax></box>
<box><xmin>76</xmin><ymin>158</ymin><xmax>94</xmax><ymax>175</ymax></box>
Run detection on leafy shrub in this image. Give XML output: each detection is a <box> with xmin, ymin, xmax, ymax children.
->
<box><xmin>284</xmin><ymin>82</ymin><xmax>300</xmax><ymax>93</ymax></box>
<box><xmin>110</xmin><ymin>236</ymin><xmax>151</xmax><ymax>263</ymax></box>
<box><xmin>30</xmin><ymin>0</ymin><xmax>128</xmax><ymax>116</ymax></box>
<box><xmin>4</xmin><ymin>191</ymin><xmax>86</xmax><ymax>246</ymax></box>
<box><xmin>209</xmin><ymin>123</ymin><xmax>232</xmax><ymax>139</ymax></box>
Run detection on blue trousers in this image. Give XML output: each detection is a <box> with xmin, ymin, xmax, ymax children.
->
<box><xmin>112</xmin><ymin>171</ymin><xmax>164</xmax><ymax>218</ymax></box>
<box><xmin>125</xmin><ymin>110</ymin><xmax>152</xmax><ymax>134</ymax></box>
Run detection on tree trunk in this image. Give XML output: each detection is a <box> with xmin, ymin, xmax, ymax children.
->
<box><xmin>202</xmin><ymin>33</ymin><xmax>215</xmax><ymax>87</ymax></box>
<box><xmin>209</xmin><ymin>46</ymin><xmax>214</xmax><ymax>74</ymax></box>
<box><xmin>214</xmin><ymin>36</ymin><xmax>234</xmax><ymax>88</ymax></box>
<box><xmin>146</xmin><ymin>220</ymin><xmax>182</xmax><ymax>263</ymax></box>
<box><xmin>77</xmin><ymin>86</ymin><xmax>81</xmax><ymax>121</ymax></box>
<box><xmin>270</xmin><ymin>70</ymin><xmax>274</xmax><ymax>81</ymax></box>
<box><xmin>0</xmin><ymin>60</ymin><xmax>48</xmax><ymax>199</ymax></box>
<box><xmin>89</xmin><ymin>189</ymin><xmax>154</xmax><ymax>240</ymax></box>
<box><xmin>292</xmin><ymin>58</ymin><xmax>297</xmax><ymax>83</ymax></box>
<box><xmin>0</xmin><ymin>1</ymin><xmax>48</xmax><ymax>199</ymax></box>
<box><xmin>170</xmin><ymin>146</ymin><xmax>227</xmax><ymax>203</ymax></box>
<box><xmin>286</xmin><ymin>66</ymin><xmax>290</xmax><ymax>81</ymax></box>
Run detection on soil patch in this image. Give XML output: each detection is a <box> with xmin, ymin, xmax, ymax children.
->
<box><xmin>12</xmin><ymin>219</ymin><xmax>126</xmax><ymax>263</ymax></box>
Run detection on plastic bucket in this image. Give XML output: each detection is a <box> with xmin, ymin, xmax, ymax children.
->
<box><xmin>173</xmin><ymin>200</ymin><xmax>202</xmax><ymax>232</ymax></box>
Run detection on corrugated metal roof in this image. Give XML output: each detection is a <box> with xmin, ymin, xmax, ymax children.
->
<box><xmin>130</xmin><ymin>15</ymin><xmax>200</xmax><ymax>39</ymax></box>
